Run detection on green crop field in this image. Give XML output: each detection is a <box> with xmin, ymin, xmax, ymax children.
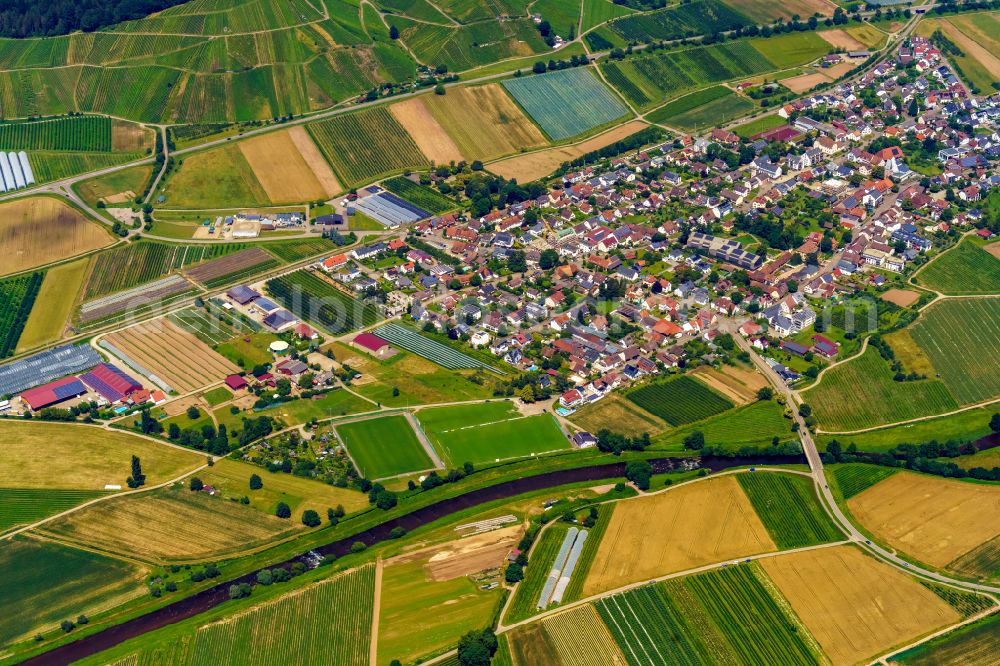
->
<box><xmin>916</xmin><ymin>237</ymin><xmax>1000</xmax><ymax>294</ymax></box>
<box><xmin>684</xmin><ymin>564</ymin><xmax>819</xmax><ymax>664</ymax></box>
<box><xmin>600</xmin><ymin>39</ymin><xmax>778</xmax><ymax>108</ymax></box>
<box><xmin>420</xmin><ymin>410</ymin><xmax>569</xmax><ymax>467</ymax></box>
<box><xmin>805</xmin><ymin>346</ymin><xmax>957</xmax><ymax>431</ymax></box>
<box><xmin>628</xmin><ymin>375</ymin><xmax>733</xmax><ymax>426</ymax></box>
<box><xmin>505</xmin><ymin>524</ymin><xmax>570</xmax><ymax>623</ymax></box>
<box><xmin>84</xmin><ymin>242</ymin><xmax>246</xmax><ymax>298</ymax></box>
<box><xmin>307</xmin><ymin>106</ymin><xmax>428</xmax><ymax>187</ymax></box>
<box><xmin>650</xmin><ymin>87</ymin><xmax>755</xmax><ymax>130</ymax></box>
<box><xmin>189</xmin><ymin>565</ymin><xmax>375</xmax><ymax>666</ymax></box>
<box><xmin>736</xmin><ymin>473</ymin><xmax>843</xmax><ymax>548</ymax></box>
<box><xmin>909</xmin><ymin>298</ymin><xmax>1000</xmax><ymax>404</ymax></box>
<box><xmin>1</xmin><ymin>536</ymin><xmax>144</xmax><ymax>645</ymax></box>
<box><xmin>0</xmin><ymin>271</ymin><xmax>43</xmax><ymax>357</ymax></box>
<box><xmin>532</xmin><ymin>0</ymin><xmax>581</xmax><ymax>37</ymax></box>
<box><xmin>598</xmin><ymin>583</ymin><xmax>733</xmax><ymax>665</ymax></box>
<box><xmin>0</xmin><ymin>487</ymin><xmax>107</xmax><ymax>534</ymax></box>
<box><xmin>830</xmin><ymin>464</ymin><xmax>899</xmax><ymax>500</ymax></box>
<box><xmin>502</xmin><ymin>68</ymin><xmax>629</xmax><ymax>140</ymax></box>
<box><xmin>266</xmin><ymin>269</ymin><xmax>381</xmax><ymax>334</ymax></box>
<box><xmin>608</xmin><ymin>0</ymin><xmax>750</xmax><ymax>42</ymax></box>
<box><xmin>652</xmin><ymin>399</ymin><xmax>793</xmax><ymax>451</ymax></box>
<box><xmin>816</xmin><ymin>406</ymin><xmax>998</xmax><ymax>453</ymax></box>
<box><xmin>382</xmin><ymin>177</ymin><xmax>456</xmax><ymax>214</ymax></box>
<box><xmin>646</xmin><ymin>85</ymin><xmax>731</xmax><ymax>122</ymax></box>
<box><xmin>0</xmin><ymin>115</ymin><xmax>110</xmax><ymax>150</ymax></box>
<box><xmin>29</xmin><ymin>151</ymin><xmax>142</xmax><ymax>185</ymax></box>
<box><xmin>336</xmin><ymin>415</ymin><xmax>434</xmax><ymax>479</ymax></box>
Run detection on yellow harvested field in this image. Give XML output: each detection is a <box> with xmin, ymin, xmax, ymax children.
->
<box><xmin>760</xmin><ymin>545</ymin><xmax>960</xmax><ymax>666</ymax></box>
<box><xmin>819</xmin><ymin>28</ymin><xmax>866</xmax><ymax>51</ymax></box>
<box><xmin>105</xmin><ymin>319</ymin><xmax>239</xmax><ymax>393</ymax></box>
<box><xmin>423</xmin><ymin>84</ymin><xmax>547</xmax><ymax>161</ymax></box>
<box><xmin>16</xmin><ymin>257</ymin><xmax>89</xmax><ymax>351</ymax></box>
<box><xmin>0</xmin><ymin>196</ymin><xmax>112</xmax><ymax>276</ymax></box>
<box><xmin>846</xmin><ymin>23</ymin><xmax>888</xmax><ymax>48</ymax></box>
<box><xmin>692</xmin><ymin>364</ymin><xmax>767</xmax><ymax>404</ymax></box>
<box><xmin>39</xmin><ymin>487</ymin><xmax>297</xmax><ymax>562</ymax></box>
<box><xmin>287</xmin><ymin>125</ymin><xmax>341</xmax><ymax>195</ymax></box>
<box><xmin>542</xmin><ymin>605</ymin><xmax>628</xmax><ymax>666</ymax></box>
<box><xmin>849</xmin><ymin>472</ymin><xmax>1000</xmax><ymax>568</ymax></box>
<box><xmin>782</xmin><ymin>72</ymin><xmax>829</xmax><ymax>94</ymax></box>
<box><xmin>582</xmin><ymin>476</ymin><xmax>775</xmax><ymax>595</ymax></box>
<box><xmin>239</xmin><ymin>129</ymin><xmax>339</xmax><ymax>203</ymax></box>
<box><xmin>570</xmin><ymin>392</ymin><xmax>668</xmax><ymax>438</ymax></box>
<box><xmin>390</xmin><ymin>97</ymin><xmax>465</xmax><ymax>164</ymax></box>
<box><xmin>985</xmin><ymin>240</ymin><xmax>1000</xmax><ymax>260</ymax></box>
<box><xmin>488</xmin><ymin>121</ymin><xmax>650</xmax><ymax>182</ymax></box>
<box><xmin>402</xmin><ymin>524</ymin><xmax>521</xmax><ymax>581</ymax></box>
<box><xmin>199</xmin><ymin>458</ymin><xmax>369</xmax><ymax>520</ymax></box>
<box><xmin>0</xmin><ymin>420</ymin><xmax>202</xmax><ymax>490</ymax></box>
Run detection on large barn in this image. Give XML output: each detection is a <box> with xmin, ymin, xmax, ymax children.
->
<box><xmin>80</xmin><ymin>363</ymin><xmax>143</xmax><ymax>403</ymax></box>
<box><xmin>19</xmin><ymin>376</ymin><xmax>88</xmax><ymax>411</ymax></box>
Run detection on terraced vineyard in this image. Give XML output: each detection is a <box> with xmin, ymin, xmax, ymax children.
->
<box><xmin>84</xmin><ymin>242</ymin><xmax>248</xmax><ymax>298</ymax></box>
<box><xmin>0</xmin><ymin>115</ymin><xmax>111</xmax><ymax>150</ymax></box>
<box><xmin>627</xmin><ymin>375</ymin><xmax>733</xmax><ymax>426</ymax></box>
<box><xmin>502</xmin><ymin>68</ymin><xmax>629</xmax><ymax>140</ymax></box>
<box><xmin>307</xmin><ymin>106</ymin><xmax>428</xmax><ymax>187</ymax></box>
<box><xmin>736</xmin><ymin>473</ymin><xmax>843</xmax><ymax>548</ymax></box>
<box><xmin>0</xmin><ymin>271</ymin><xmax>43</xmax><ymax>357</ymax></box>
<box><xmin>189</xmin><ymin>565</ymin><xmax>375</xmax><ymax>666</ymax></box>
<box><xmin>608</xmin><ymin>0</ymin><xmax>750</xmax><ymax>42</ymax></box>
<box><xmin>600</xmin><ymin>39</ymin><xmax>781</xmax><ymax>108</ymax></box>
<box><xmin>267</xmin><ymin>269</ymin><xmax>381</xmax><ymax>334</ymax></box>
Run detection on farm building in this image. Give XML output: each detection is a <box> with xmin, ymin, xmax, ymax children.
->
<box><xmin>225</xmin><ymin>374</ymin><xmax>248</xmax><ymax>391</ymax></box>
<box><xmin>263</xmin><ymin>309</ymin><xmax>297</xmax><ymax>332</ymax></box>
<box><xmin>227</xmin><ymin>285</ymin><xmax>260</xmax><ymax>305</ymax></box>
<box><xmin>0</xmin><ymin>344</ymin><xmax>101</xmax><ymax>397</ymax></box>
<box><xmin>354</xmin><ymin>191</ymin><xmax>431</xmax><ymax>228</ymax></box>
<box><xmin>80</xmin><ymin>363</ymin><xmax>143</xmax><ymax>403</ymax></box>
<box><xmin>353</xmin><ymin>332</ymin><xmax>395</xmax><ymax>359</ymax></box>
<box><xmin>19</xmin><ymin>376</ymin><xmax>88</xmax><ymax>410</ymax></box>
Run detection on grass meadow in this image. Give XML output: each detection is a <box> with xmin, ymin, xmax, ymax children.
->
<box><xmin>1</xmin><ymin>536</ymin><xmax>145</xmax><ymax>645</ymax></box>
<box><xmin>336</xmin><ymin>415</ymin><xmax>433</xmax><ymax>479</ymax></box>
<box><xmin>805</xmin><ymin>346</ymin><xmax>957</xmax><ymax>431</ymax></box>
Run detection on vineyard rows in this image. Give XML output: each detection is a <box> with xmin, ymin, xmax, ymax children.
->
<box><xmin>264</xmin><ymin>238</ymin><xmax>339</xmax><ymax>263</ymax></box>
<box><xmin>0</xmin><ymin>116</ymin><xmax>110</xmax><ymax>151</ymax></box>
<box><xmin>85</xmin><ymin>242</ymin><xmax>247</xmax><ymax>298</ymax></box>
<box><xmin>189</xmin><ymin>564</ymin><xmax>375</xmax><ymax>666</ymax></box>
<box><xmin>382</xmin><ymin>177</ymin><xmax>456</xmax><ymax>215</ymax></box>
<box><xmin>736</xmin><ymin>473</ymin><xmax>843</xmax><ymax>548</ymax></box>
<box><xmin>628</xmin><ymin>375</ymin><xmax>733</xmax><ymax>425</ymax></box>
<box><xmin>0</xmin><ymin>271</ymin><xmax>43</xmax><ymax>358</ymax></box>
<box><xmin>267</xmin><ymin>269</ymin><xmax>381</xmax><ymax>334</ymax></box>
<box><xmin>307</xmin><ymin>106</ymin><xmax>428</xmax><ymax>187</ymax></box>
<box><xmin>609</xmin><ymin>0</ymin><xmax>750</xmax><ymax>42</ymax></box>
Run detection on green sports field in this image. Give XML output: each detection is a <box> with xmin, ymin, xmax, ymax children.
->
<box><xmin>336</xmin><ymin>415</ymin><xmax>434</xmax><ymax>479</ymax></box>
<box><xmin>418</xmin><ymin>404</ymin><xmax>570</xmax><ymax>466</ymax></box>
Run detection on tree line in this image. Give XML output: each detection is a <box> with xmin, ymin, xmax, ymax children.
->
<box><xmin>0</xmin><ymin>0</ymin><xmax>188</xmax><ymax>38</ymax></box>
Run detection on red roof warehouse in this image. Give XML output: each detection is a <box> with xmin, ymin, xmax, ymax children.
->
<box><xmin>353</xmin><ymin>332</ymin><xmax>390</xmax><ymax>353</ymax></box>
<box><xmin>19</xmin><ymin>376</ymin><xmax>88</xmax><ymax>411</ymax></box>
<box><xmin>80</xmin><ymin>363</ymin><xmax>142</xmax><ymax>403</ymax></box>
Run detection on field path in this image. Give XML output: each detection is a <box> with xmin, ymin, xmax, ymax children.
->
<box><xmin>370</xmin><ymin>557</ymin><xmax>383</xmax><ymax>666</ymax></box>
<box><xmin>405</xmin><ymin>411</ymin><xmax>446</xmax><ymax>469</ymax></box>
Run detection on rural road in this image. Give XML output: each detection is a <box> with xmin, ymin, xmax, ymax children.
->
<box><xmin>729</xmin><ymin>323</ymin><xmax>1000</xmax><ymax>595</ymax></box>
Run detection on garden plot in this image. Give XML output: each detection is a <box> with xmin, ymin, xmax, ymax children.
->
<box><xmin>104</xmin><ymin>318</ymin><xmax>239</xmax><ymax>393</ymax></box>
